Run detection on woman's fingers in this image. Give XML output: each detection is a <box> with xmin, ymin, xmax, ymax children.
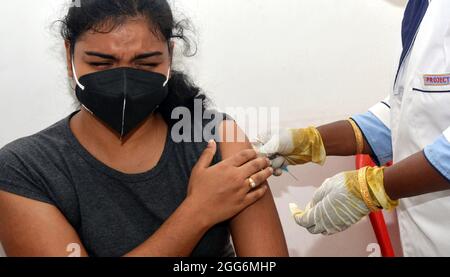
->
<box><xmin>245</xmin><ymin>167</ymin><xmax>274</xmax><ymax>192</ymax></box>
<box><xmin>193</xmin><ymin>140</ymin><xmax>217</xmax><ymax>170</ymax></box>
<box><xmin>228</xmin><ymin>149</ymin><xmax>258</xmax><ymax>167</ymax></box>
<box><xmin>240</xmin><ymin>157</ymin><xmax>271</xmax><ymax>177</ymax></box>
<box><xmin>243</xmin><ymin>185</ymin><xmax>269</xmax><ymax>207</ymax></box>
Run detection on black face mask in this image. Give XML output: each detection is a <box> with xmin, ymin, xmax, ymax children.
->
<box><xmin>73</xmin><ymin>65</ymin><xmax>169</xmax><ymax>138</ymax></box>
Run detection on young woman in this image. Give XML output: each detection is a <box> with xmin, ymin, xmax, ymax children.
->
<box><xmin>0</xmin><ymin>0</ymin><xmax>288</xmax><ymax>257</ymax></box>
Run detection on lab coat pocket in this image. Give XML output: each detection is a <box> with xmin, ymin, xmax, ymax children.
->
<box><xmin>413</xmin><ymin>73</ymin><xmax>450</xmax><ymax>93</ymax></box>
<box><xmin>412</xmin><ymin>87</ymin><xmax>450</xmax><ymax>93</ymax></box>
<box><xmin>409</xmin><ymin>81</ymin><xmax>450</xmax><ymax>145</ymax></box>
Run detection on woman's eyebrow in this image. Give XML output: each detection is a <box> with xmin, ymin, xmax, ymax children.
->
<box><xmin>83</xmin><ymin>51</ymin><xmax>163</xmax><ymax>61</ymax></box>
<box><xmin>84</xmin><ymin>51</ymin><xmax>117</xmax><ymax>60</ymax></box>
<box><xmin>132</xmin><ymin>51</ymin><xmax>163</xmax><ymax>61</ymax></box>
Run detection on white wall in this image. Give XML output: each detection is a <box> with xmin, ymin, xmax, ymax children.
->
<box><xmin>0</xmin><ymin>0</ymin><xmax>407</xmax><ymax>257</ymax></box>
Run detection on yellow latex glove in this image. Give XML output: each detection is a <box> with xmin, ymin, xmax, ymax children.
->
<box><xmin>257</xmin><ymin>127</ymin><xmax>326</xmax><ymax>175</ymax></box>
<box><xmin>290</xmin><ymin>166</ymin><xmax>398</xmax><ymax>235</ymax></box>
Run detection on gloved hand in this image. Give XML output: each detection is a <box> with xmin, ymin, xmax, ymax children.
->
<box><xmin>289</xmin><ymin>166</ymin><xmax>398</xmax><ymax>235</ymax></box>
<box><xmin>256</xmin><ymin>127</ymin><xmax>326</xmax><ymax>175</ymax></box>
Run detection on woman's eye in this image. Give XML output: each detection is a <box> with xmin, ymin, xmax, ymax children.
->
<box><xmin>139</xmin><ymin>63</ymin><xmax>159</xmax><ymax>68</ymax></box>
<box><xmin>89</xmin><ymin>62</ymin><xmax>113</xmax><ymax>67</ymax></box>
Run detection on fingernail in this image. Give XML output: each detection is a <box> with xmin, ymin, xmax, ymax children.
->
<box><xmin>269</xmin><ymin>167</ymin><xmax>274</xmax><ymax>173</ymax></box>
<box><xmin>207</xmin><ymin>140</ymin><xmax>214</xmax><ymax>148</ymax></box>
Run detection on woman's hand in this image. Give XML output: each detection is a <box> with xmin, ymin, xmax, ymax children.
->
<box><xmin>186</xmin><ymin>140</ymin><xmax>273</xmax><ymax>227</ymax></box>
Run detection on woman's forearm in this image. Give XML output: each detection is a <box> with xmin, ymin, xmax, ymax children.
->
<box><xmin>384</xmin><ymin>151</ymin><xmax>450</xmax><ymax>200</ymax></box>
<box><xmin>124</xmin><ymin>198</ymin><xmax>211</xmax><ymax>257</ymax></box>
<box><xmin>317</xmin><ymin>122</ymin><xmax>449</xmax><ymax>200</ymax></box>
<box><xmin>317</xmin><ymin>120</ymin><xmax>374</xmax><ymax>157</ymax></box>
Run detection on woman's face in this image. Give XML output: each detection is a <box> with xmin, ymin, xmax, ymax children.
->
<box><xmin>66</xmin><ymin>17</ymin><xmax>172</xmax><ymax>79</ymax></box>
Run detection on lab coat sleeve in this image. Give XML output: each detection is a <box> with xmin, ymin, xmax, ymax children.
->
<box><xmin>424</xmin><ymin>127</ymin><xmax>450</xmax><ymax>182</ymax></box>
<box><xmin>351</xmin><ymin>96</ymin><xmax>393</xmax><ymax>166</ymax></box>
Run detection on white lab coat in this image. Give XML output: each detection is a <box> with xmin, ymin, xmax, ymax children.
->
<box><xmin>369</xmin><ymin>0</ymin><xmax>450</xmax><ymax>256</ymax></box>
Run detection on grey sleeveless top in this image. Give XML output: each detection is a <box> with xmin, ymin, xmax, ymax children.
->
<box><xmin>0</xmin><ymin>111</ymin><xmax>235</xmax><ymax>257</ymax></box>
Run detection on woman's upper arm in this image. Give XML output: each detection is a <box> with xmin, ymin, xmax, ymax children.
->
<box><xmin>0</xmin><ymin>190</ymin><xmax>88</xmax><ymax>257</ymax></box>
<box><xmin>218</xmin><ymin>120</ymin><xmax>288</xmax><ymax>257</ymax></box>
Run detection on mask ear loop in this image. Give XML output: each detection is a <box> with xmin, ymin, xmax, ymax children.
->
<box><xmin>164</xmin><ymin>41</ymin><xmax>173</xmax><ymax>87</ymax></box>
<box><xmin>163</xmin><ymin>66</ymin><xmax>171</xmax><ymax>87</ymax></box>
<box><xmin>156</xmin><ymin>66</ymin><xmax>171</xmax><ymax>116</ymax></box>
<box><xmin>71</xmin><ymin>55</ymin><xmax>94</xmax><ymax>115</ymax></box>
<box><xmin>71</xmin><ymin>56</ymin><xmax>85</xmax><ymax>91</ymax></box>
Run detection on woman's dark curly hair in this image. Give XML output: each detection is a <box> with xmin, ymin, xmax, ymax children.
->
<box><xmin>60</xmin><ymin>0</ymin><xmax>207</xmax><ymax>125</ymax></box>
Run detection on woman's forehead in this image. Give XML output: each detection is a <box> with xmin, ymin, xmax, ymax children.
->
<box><xmin>76</xmin><ymin>18</ymin><xmax>167</xmax><ymax>54</ymax></box>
